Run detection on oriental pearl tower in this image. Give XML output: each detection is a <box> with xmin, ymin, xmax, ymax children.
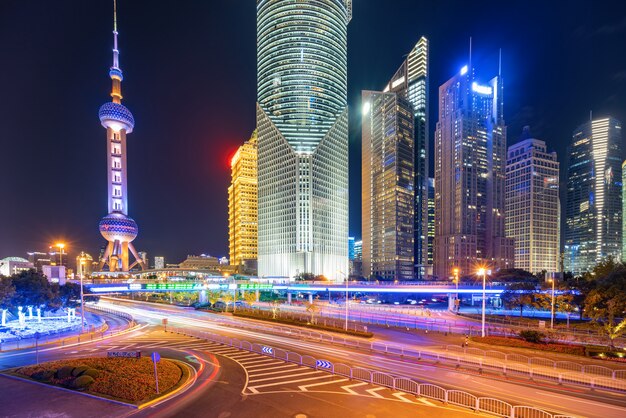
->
<box><xmin>98</xmin><ymin>0</ymin><xmax>145</xmax><ymax>272</ymax></box>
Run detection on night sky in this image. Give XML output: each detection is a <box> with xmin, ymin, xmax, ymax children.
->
<box><xmin>1</xmin><ymin>1</ymin><xmax>625</xmax><ymax>266</ymax></box>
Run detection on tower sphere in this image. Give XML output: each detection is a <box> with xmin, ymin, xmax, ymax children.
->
<box><xmin>99</xmin><ymin>102</ymin><xmax>135</xmax><ymax>133</ymax></box>
<box><xmin>99</xmin><ymin>213</ymin><xmax>138</xmax><ymax>243</ymax></box>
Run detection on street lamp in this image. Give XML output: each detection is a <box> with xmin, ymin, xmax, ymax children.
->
<box><xmin>477</xmin><ymin>267</ymin><xmax>487</xmax><ymax>337</ymax></box>
<box><xmin>56</xmin><ymin>243</ymin><xmax>65</xmax><ymax>267</ymax></box>
<box><xmin>338</xmin><ymin>270</ymin><xmax>348</xmax><ymax>331</ymax></box>
<box><xmin>548</xmin><ymin>276</ymin><xmax>555</xmax><ymax>330</ymax></box>
<box><xmin>453</xmin><ymin>268</ymin><xmax>459</xmax><ymax>312</ymax></box>
<box><xmin>80</xmin><ymin>260</ymin><xmax>85</xmax><ymax>333</ymax></box>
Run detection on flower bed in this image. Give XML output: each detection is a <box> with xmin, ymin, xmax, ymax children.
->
<box><xmin>471</xmin><ymin>336</ymin><xmax>587</xmax><ymax>356</ymax></box>
<box><xmin>14</xmin><ymin>357</ymin><xmax>183</xmax><ymax>404</ymax></box>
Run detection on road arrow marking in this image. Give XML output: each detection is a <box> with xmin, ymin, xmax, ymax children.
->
<box><xmin>341</xmin><ymin>382</ymin><xmax>368</xmax><ymax>395</ymax></box>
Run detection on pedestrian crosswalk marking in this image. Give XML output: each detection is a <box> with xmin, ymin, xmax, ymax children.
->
<box><xmin>246</xmin><ymin>363</ymin><xmax>298</xmax><ymax>373</ymax></box>
<box><xmin>237</xmin><ymin>358</ymin><xmax>277</xmax><ymax>366</ymax></box>
<box><xmin>392</xmin><ymin>392</ymin><xmax>416</xmax><ymax>403</ymax></box>
<box><xmin>418</xmin><ymin>398</ymin><xmax>436</xmax><ymax>406</ymax></box>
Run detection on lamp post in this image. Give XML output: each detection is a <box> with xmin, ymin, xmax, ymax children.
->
<box><xmin>56</xmin><ymin>243</ymin><xmax>65</xmax><ymax>267</ymax></box>
<box><xmin>453</xmin><ymin>268</ymin><xmax>459</xmax><ymax>312</ymax></box>
<box><xmin>548</xmin><ymin>276</ymin><xmax>555</xmax><ymax>330</ymax></box>
<box><xmin>338</xmin><ymin>270</ymin><xmax>348</xmax><ymax>331</ymax></box>
<box><xmin>477</xmin><ymin>267</ymin><xmax>487</xmax><ymax>337</ymax></box>
<box><xmin>80</xmin><ymin>260</ymin><xmax>85</xmax><ymax>333</ymax></box>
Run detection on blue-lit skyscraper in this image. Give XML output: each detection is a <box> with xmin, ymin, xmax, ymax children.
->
<box><xmin>434</xmin><ymin>62</ymin><xmax>514</xmax><ymax>279</ymax></box>
<box><xmin>256</xmin><ymin>0</ymin><xmax>351</xmax><ymax>280</ymax></box>
<box><xmin>565</xmin><ymin>117</ymin><xmax>622</xmax><ymax>274</ymax></box>
<box><xmin>97</xmin><ymin>1</ymin><xmax>145</xmax><ymax>272</ymax></box>
<box><xmin>348</xmin><ymin>237</ymin><xmax>355</xmax><ymax>260</ymax></box>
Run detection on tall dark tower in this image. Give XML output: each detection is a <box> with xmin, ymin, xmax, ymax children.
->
<box><xmin>97</xmin><ymin>0</ymin><xmax>145</xmax><ymax>272</ymax></box>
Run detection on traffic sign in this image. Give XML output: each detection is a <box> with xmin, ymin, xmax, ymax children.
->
<box><xmin>316</xmin><ymin>359</ymin><xmax>332</xmax><ymax>369</ymax></box>
<box><xmin>108</xmin><ymin>351</ymin><xmax>141</xmax><ymax>358</ymax></box>
<box><xmin>151</xmin><ymin>352</ymin><xmax>161</xmax><ymax>394</ymax></box>
<box><xmin>261</xmin><ymin>346</ymin><xmax>273</xmax><ymax>355</ymax></box>
<box><xmin>151</xmin><ymin>352</ymin><xmax>161</xmax><ymax>363</ymax></box>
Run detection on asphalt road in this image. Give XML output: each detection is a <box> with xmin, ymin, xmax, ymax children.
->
<box><xmin>98</xmin><ymin>298</ymin><xmax>626</xmax><ymax>418</ymax></box>
<box><xmin>0</xmin><ymin>310</ymin><xmax>475</xmax><ymax>418</ymax></box>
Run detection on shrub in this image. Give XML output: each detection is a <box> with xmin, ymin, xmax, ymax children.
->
<box><xmin>71</xmin><ymin>375</ymin><xmax>95</xmax><ymax>390</ymax></box>
<box><xmin>82</xmin><ymin>368</ymin><xmax>100</xmax><ymax>379</ymax></box>
<box><xmin>519</xmin><ymin>330</ymin><xmax>545</xmax><ymax>343</ymax></box>
<box><xmin>72</xmin><ymin>366</ymin><xmax>89</xmax><ymax>377</ymax></box>
<box><xmin>56</xmin><ymin>366</ymin><xmax>74</xmax><ymax>379</ymax></box>
<box><xmin>32</xmin><ymin>370</ymin><xmax>54</xmax><ymax>381</ymax></box>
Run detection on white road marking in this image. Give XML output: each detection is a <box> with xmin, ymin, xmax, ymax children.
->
<box><xmin>341</xmin><ymin>382</ymin><xmax>368</xmax><ymax>395</ymax></box>
<box><xmin>298</xmin><ymin>378</ymin><xmax>348</xmax><ymax>391</ymax></box>
<box><xmin>248</xmin><ymin>370</ymin><xmax>324</xmax><ymax>383</ymax></box>
<box><xmin>418</xmin><ymin>398</ymin><xmax>436</xmax><ymax>406</ymax></box>
<box><xmin>248</xmin><ymin>374</ymin><xmax>334</xmax><ymax>390</ymax></box>
<box><xmin>365</xmin><ymin>387</ymin><xmax>386</xmax><ymax>398</ymax></box>
<box><xmin>392</xmin><ymin>392</ymin><xmax>416</xmax><ymax>403</ymax></box>
<box><xmin>238</xmin><ymin>358</ymin><xmax>278</xmax><ymax>366</ymax></box>
<box><xmin>246</xmin><ymin>364</ymin><xmax>298</xmax><ymax>373</ymax></box>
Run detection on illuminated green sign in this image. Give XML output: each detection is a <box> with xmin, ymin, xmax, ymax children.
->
<box><xmin>238</xmin><ymin>283</ymin><xmax>273</xmax><ymax>290</ymax></box>
<box><xmin>143</xmin><ymin>283</ymin><xmax>205</xmax><ymax>291</ymax></box>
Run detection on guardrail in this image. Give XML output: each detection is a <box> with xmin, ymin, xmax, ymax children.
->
<box><xmin>168</xmin><ymin>325</ymin><xmax>573</xmax><ymax>418</ymax></box>
<box><xmin>446</xmin><ymin>345</ymin><xmax>626</xmax><ymax>380</ymax></box>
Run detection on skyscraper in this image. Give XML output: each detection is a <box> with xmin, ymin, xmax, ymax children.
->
<box><xmin>565</xmin><ymin>117</ymin><xmax>622</xmax><ymax>274</ymax></box>
<box><xmin>229</xmin><ymin>131</ymin><xmax>258</xmax><ymax>268</ymax></box>
<box><xmin>623</xmin><ymin>160</ymin><xmax>626</xmax><ymax>262</ymax></box>
<box><xmin>97</xmin><ymin>1</ymin><xmax>145</xmax><ymax>272</ymax></box>
<box><xmin>427</xmin><ymin>178</ymin><xmax>435</xmax><ymax>274</ymax></box>
<box><xmin>256</xmin><ymin>0</ymin><xmax>351</xmax><ymax>280</ymax></box>
<box><xmin>383</xmin><ymin>37</ymin><xmax>429</xmax><ymax>278</ymax></box>
<box><xmin>505</xmin><ymin>130</ymin><xmax>560</xmax><ymax>274</ymax></box>
<box><xmin>434</xmin><ymin>63</ymin><xmax>513</xmax><ymax>279</ymax></box>
<box><xmin>362</xmin><ymin>91</ymin><xmax>415</xmax><ymax>281</ymax></box>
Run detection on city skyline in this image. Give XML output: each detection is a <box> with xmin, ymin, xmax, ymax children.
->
<box><xmin>2</xmin><ymin>1</ymin><xmax>626</xmax><ymax>263</ymax></box>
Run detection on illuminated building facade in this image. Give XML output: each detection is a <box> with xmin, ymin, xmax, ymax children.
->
<box><xmin>505</xmin><ymin>132</ymin><xmax>560</xmax><ymax>274</ymax></box>
<box><xmin>427</xmin><ymin>177</ymin><xmax>435</xmax><ymax>275</ymax></box>
<box><xmin>256</xmin><ymin>0</ymin><xmax>351</xmax><ymax>280</ymax></box>
<box><xmin>97</xmin><ymin>1</ymin><xmax>145</xmax><ymax>272</ymax></box>
<box><xmin>362</xmin><ymin>91</ymin><xmax>414</xmax><ymax>281</ymax></box>
<box><xmin>0</xmin><ymin>257</ymin><xmax>34</xmax><ymax>276</ymax></box>
<box><xmin>383</xmin><ymin>37</ymin><xmax>429</xmax><ymax>278</ymax></box>
<box><xmin>229</xmin><ymin>131</ymin><xmax>258</xmax><ymax>268</ymax></box>
<box><xmin>154</xmin><ymin>256</ymin><xmax>165</xmax><ymax>270</ymax></box>
<box><xmin>565</xmin><ymin>117</ymin><xmax>622</xmax><ymax>274</ymax></box>
<box><xmin>76</xmin><ymin>252</ymin><xmax>94</xmax><ymax>277</ymax></box>
<box><xmin>434</xmin><ymin>64</ymin><xmax>513</xmax><ymax>279</ymax></box>
<box><xmin>622</xmin><ymin>161</ymin><xmax>626</xmax><ymax>262</ymax></box>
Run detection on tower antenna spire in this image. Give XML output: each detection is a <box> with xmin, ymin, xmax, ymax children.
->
<box><xmin>112</xmin><ymin>0</ymin><xmax>119</xmax><ymax>70</ymax></box>
<box><xmin>498</xmin><ymin>48</ymin><xmax>502</xmax><ymax>77</ymax></box>
<box><xmin>469</xmin><ymin>36</ymin><xmax>472</xmax><ymax>74</ymax></box>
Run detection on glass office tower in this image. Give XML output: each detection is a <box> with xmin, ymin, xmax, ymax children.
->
<box><xmin>256</xmin><ymin>0</ymin><xmax>351</xmax><ymax>280</ymax></box>
<box><xmin>434</xmin><ymin>64</ymin><xmax>514</xmax><ymax>279</ymax></box>
<box><xmin>565</xmin><ymin>117</ymin><xmax>622</xmax><ymax>275</ymax></box>
<box><xmin>505</xmin><ymin>133</ymin><xmax>560</xmax><ymax>274</ymax></box>
<box><xmin>384</xmin><ymin>37</ymin><xmax>429</xmax><ymax>278</ymax></box>
<box><xmin>362</xmin><ymin>91</ymin><xmax>415</xmax><ymax>281</ymax></box>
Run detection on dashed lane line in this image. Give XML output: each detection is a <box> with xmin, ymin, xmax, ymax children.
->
<box><xmin>341</xmin><ymin>382</ymin><xmax>368</xmax><ymax>395</ymax></box>
<box><xmin>298</xmin><ymin>378</ymin><xmax>349</xmax><ymax>391</ymax></box>
<box><xmin>248</xmin><ymin>370</ymin><xmax>325</xmax><ymax>383</ymax></box>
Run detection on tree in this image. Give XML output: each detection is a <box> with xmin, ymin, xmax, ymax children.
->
<box><xmin>294</xmin><ymin>272</ymin><xmax>315</xmax><ymax>281</ymax></box>
<box><xmin>583</xmin><ymin>263</ymin><xmax>626</xmax><ymax>348</ymax></box>
<box><xmin>563</xmin><ymin>272</ymin><xmax>595</xmax><ymax>320</ymax></box>
<box><xmin>58</xmin><ymin>282</ymin><xmax>81</xmax><ymax>309</ymax></box>
<box><xmin>0</xmin><ymin>276</ymin><xmax>16</xmax><ymax>310</ymax></box>
<box><xmin>10</xmin><ymin>270</ymin><xmax>59</xmax><ymax>313</ymax></box>
<box><xmin>270</xmin><ymin>300</ymin><xmax>281</xmax><ymax>319</ymax></box>
<box><xmin>534</xmin><ymin>282</ymin><xmax>575</xmax><ymax>325</ymax></box>
<box><xmin>491</xmin><ymin>269</ymin><xmax>539</xmax><ymax>283</ymax></box>
<box><xmin>500</xmin><ymin>282</ymin><xmax>538</xmax><ymax>317</ymax></box>
<box><xmin>242</xmin><ymin>291</ymin><xmax>257</xmax><ymax>306</ymax></box>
